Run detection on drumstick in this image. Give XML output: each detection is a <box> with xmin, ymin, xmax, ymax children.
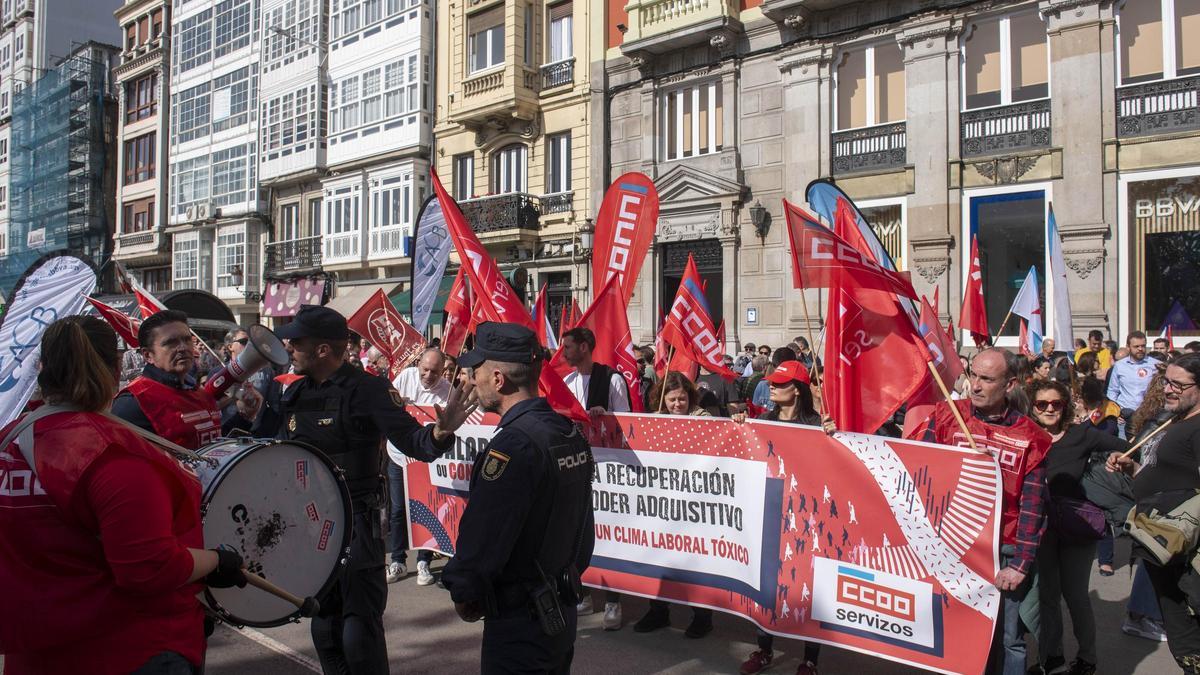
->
<box><xmin>242</xmin><ymin>570</ymin><xmax>320</xmax><ymax>617</ymax></box>
<box><xmin>1118</xmin><ymin>418</ymin><xmax>1174</xmax><ymax>460</ymax></box>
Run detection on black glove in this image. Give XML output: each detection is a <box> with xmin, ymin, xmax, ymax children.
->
<box><xmin>206</xmin><ymin>547</ymin><xmax>247</xmax><ymax>589</ymax></box>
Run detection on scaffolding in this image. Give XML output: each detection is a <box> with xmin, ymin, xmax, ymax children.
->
<box><xmin>1</xmin><ymin>41</ymin><xmax>118</xmax><ymax>296</ymax></box>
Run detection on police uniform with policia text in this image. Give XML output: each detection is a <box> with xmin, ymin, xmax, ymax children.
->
<box><xmin>441</xmin><ymin>323</ymin><xmax>595</xmax><ymax>674</ymax></box>
<box><xmin>272</xmin><ymin>306</ymin><xmax>455</xmax><ymax>675</ymax></box>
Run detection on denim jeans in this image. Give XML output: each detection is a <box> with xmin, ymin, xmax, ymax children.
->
<box><xmin>988</xmin><ymin>547</ymin><xmax>1034</xmax><ymax>675</ymax></box>
<box><xmin>1129</xmin><ymin>560</ymin><xmax>1164</xmax><ymax>620</ymax></box>
<box><xmin>1096</xmin><ymin>527</ymin><xmax>1115</xmax><ymax>567</ymax></box>
<box><xmin>387</xmin><ymin>460</ymin><xmax>432</xmax><ymax>566</ymax></box>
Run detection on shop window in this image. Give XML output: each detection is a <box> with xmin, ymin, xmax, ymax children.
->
<box><xmin>1129</xmin><ymin>175</ymin><xmax>1200</xmax><ymax>331</ymax></box>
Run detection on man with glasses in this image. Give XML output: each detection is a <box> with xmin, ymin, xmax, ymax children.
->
<box><xmin>1108</xmin><ymin>331</ymin><xmax>1161</xmax><ymax>435</ymax></box>
<box><xmin>915</xmin><ymin>348</ymin><xmax>1051</xmax><ymax>675</ymax></box>
<box><xmin>212</xmin><ymin>327</ymin><xmax>273</xmax><ymax>425</ymax></box>
<box><xmin>1108</xmin><ymin>353</ymin><xmax>1200</xmax><ymax>673</ymax></box>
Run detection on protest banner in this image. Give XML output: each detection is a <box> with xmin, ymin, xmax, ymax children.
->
<box><xmin>403</xmin><ymin>408</ymin><xmax>1001</xmax><ymax>675</ymax></box>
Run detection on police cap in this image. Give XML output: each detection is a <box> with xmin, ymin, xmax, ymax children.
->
<box><xmin>274</xmin><ymin>305</ymin><xmax>350</xmax><ymax>341</ymax></box>
<box><xmin>457</xmin><ymin>322</ymin><xmax>540</xmax><ymax>368</ymax></box>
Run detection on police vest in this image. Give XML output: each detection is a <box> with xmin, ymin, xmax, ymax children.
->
<box><xmin>125</xmin><ymin>376</ymin><xmax>223</xmax><ymax>451</ymax></box>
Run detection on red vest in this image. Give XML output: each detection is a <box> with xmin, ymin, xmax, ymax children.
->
<box><xmin>0</xmin><ymin>411</ymin><xmax>204</xmax><ymax>665</ymax></box>
<box><xmin>125</xmin><ymin>376</ymin><xmax>223</xmax><ymax>450</ymax></box>
<box><xmin>930</xmin><ymin>400</ymin><xmax>1051</xmax><ymax>545</ymax></box>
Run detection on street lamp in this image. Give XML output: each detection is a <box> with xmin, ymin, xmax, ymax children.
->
<box><xmin>270</xmin><ymin>25</ymin><xmax>329</xmax><ymax>69</ymax></box>
<box><xmin>229</xmin><ymin>265</ymin><xmax>262</xmax><ymax>303</ymax></box>
<box><xmin>749</xmin><ymin>200</ymin><xmax>770</xmax><ymax>239</ymax></box>
<box><xmin>578</xmin><ymin>218</ymin><xmax>594</xmax><ymax>261</ymax></box>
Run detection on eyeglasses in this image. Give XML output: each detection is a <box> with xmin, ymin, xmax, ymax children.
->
<box><xmin>1033</xmin><ymin>399</ymin><xmax>1065</xmax><ymax>412</ymax></box>
<box><xmin>1165</xmin><ymin>378</ymin><xmax>1198</xmax><ymax>392</ymax></box>
<box><xmin>232</xmin><ymin>337</ymin><xmax>250</xmax><ymax>346</ymax></box>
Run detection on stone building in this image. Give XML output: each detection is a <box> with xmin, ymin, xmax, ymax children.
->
<box><xmin>601</xmin><ymin>0</ymin><xmax>1200</xmax><ymax>349</ymax></box>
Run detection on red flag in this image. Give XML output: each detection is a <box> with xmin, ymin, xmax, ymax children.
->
<box><xmin>592</xmin><ymin>172</ymin><xmax>659</xmax><ymax>304</ymax></box>
<box><xmin>532</xmin><ymin>283</ymin><xmax>559</xmax><ymax>350</ymax></box>
<box><xmin>441</xmin><ymin>268</ymin><xmax>471</xmax><ymax>357</ymax></box>
<box><xmin>115</xmin><ymin>260</ymin><xmax>167</xmax><ymax>319</ymax></box>
<box><xmin>550</xmin><ymin>275</ymin><xmax>644</xmax><ymax>412</ymax></box>
<box><xmin>347</xmin><ymin>290</ymin><xmax>426</xmax><ymax>378</ymax></box>
<box><xmin>784</xmin><ymin>201</ymin><xmax>919</xmax><ymax>299</ymax></box>
<box><xmin>933</xmin><ymin>286</ymin><xmax>940</xmax><ymax>316</ymax></box>
<box><xmin>660</xmin><ymin>254</ymin><xmax>737</xmax><ymax>380</ymax></box>
<box><xmin>85</xmin><ymin>296</ymin><xmax>141</xmax><ymax>347</ymax></box>
<box><xmin>565</xmin><ymin>299</ymin><xmax>582</xmax><ymax>332</ymax></box>
<box><xmin>1019</xmin><ymin>320</ymin><xmax>1036</xmax><ymax>358</ymax></box>
<box><xmin>431</xmin><ymin>170</ymin><xmax>588</xmax><ymax>423</ymax></box>
<box><xmin>1168</xmin><ymin>325</ymin><xmax>1175</xmax><ymax>351</ymax></box>
<box><xmin>902</xmin><ymin>296</ymin><xmax>967</xmax><ymax>438</ymax></box>
<box><xmin>960</xmin><ymin>236</ymin><xmax>990</xmax><ymax>345</ymax></box>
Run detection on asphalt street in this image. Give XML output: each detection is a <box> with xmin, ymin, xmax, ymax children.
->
<box><xmin>200</xmin><ymin>541</ymin><xmax>1178</xmax><ymax>675</ymax></box>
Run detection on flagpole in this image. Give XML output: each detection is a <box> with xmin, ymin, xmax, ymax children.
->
<box><xmin>797</xmin><ymin>288</ymin><xmax>826</xmax><ymax>418</ymax></box>
<box><xmin>658</xmin><ymin>345</ymin><xmax>675</xmax><ymax>413</ymax></box>
<box><xmin>992</xmin><ymin>309</ymin><xmax>1013</xmax><ymax>346</ymax></box>
<box><xmin>926</xmin><ymin>361</ymin><xmax>979</xmax><ymax>452</ymax></box>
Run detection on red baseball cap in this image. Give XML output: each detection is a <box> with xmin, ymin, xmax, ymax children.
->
<box><xmin>764</xmin><ymin>360</ymin><xmax>811</xmax><ymax>386</ymax></box>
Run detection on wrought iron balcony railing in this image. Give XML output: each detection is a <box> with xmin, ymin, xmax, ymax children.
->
<box><xmin>541</xmin><ymin>58</ymin><xmax>575</xmax><ymax>90</ymax></box>
<box><xmin>458</xmin><ymin>193</ymin><xmax>542</xmax><ymax>234</ymax></box>
<box><xmin>541</xmin><ymin>191</ymin><xmax>573</xmax><ymax>214</ymax></box>
<box><xmin>265</xmin><ymin>235</ymin><xmax>323</xmax><ymax>276</ymax></box>
<box><xmin>831</xmin><ymin>122</ymin><xmax>907</xmax><ymax>175</ymax></box>
<box><xmin>960</xmin><ymin>99</ymin><xmax>1051</xmax><ymax>158</ymax></box>
<box><xmin>1117</xmin><ymin>75</ymin><xmax>1200</xmax><ymax>138</ymax></box>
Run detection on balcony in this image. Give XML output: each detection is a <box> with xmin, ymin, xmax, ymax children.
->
<box><xmin>265</xmin><ymin>236</ymin><xmax>323</xmax><ymax>277</ymax></box>
<box><xmin>449</xmin><ymin>64</ymin><xmax>540</xmax><ymax>128</ymax></box>
<box><xmin>370</xmin><ymin>225</ymin><xmax>410</xmax><ymax>259</ymax></box>
<box><xmin>541</xmin><ymin>58</ymin><xmax>575</xmax><ymax>91</ymax></box>
<box><xmin>113</xmin><ymin>228</ymin><xmax>167</xmax><ymax>262</ymax></box>
<box><xmin>458</xmin><ymin>193</ymin><xmax>542</xmax><ymax>234</ymax></box>
<box><xmin>960</xmin><ymin>99</ymin><xmax>1051</xmax><ymax>158</ymax></box>
<box><xmin>831</xmin><ymin>122</ymin><xmax>907</xmax><ymax>175</ymax></box>
<box><xmin>1117</xmin><ymin>75</ymin><xmax>1200</xmax><ymax>139</ymax></box>
<box><xmin>621</xmin><ymin>0</ymin><xmax>742</xmax><ymax>55</ymax></box>
<box><xmin>541</xmin><ymin>191</ymin><xmax>573</xmax><ymax>215</ymax></box>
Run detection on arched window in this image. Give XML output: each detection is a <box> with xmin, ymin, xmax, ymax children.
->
<box><xmin>492</xmin><ymin>144</ymin><xmax>527</xmax><ymax>194</ymax></box>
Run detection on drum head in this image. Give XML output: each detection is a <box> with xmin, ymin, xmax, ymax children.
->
<box><xmin>201</xmin><ymin>440</ymin><xmax>351</xmax><ymax>627</ymax></box>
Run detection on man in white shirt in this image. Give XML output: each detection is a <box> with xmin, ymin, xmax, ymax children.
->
<box><xmin>559</xmin><ymin>326</ymin><xmax>629</xmax><ymax>630</ymax></box>
<box><xmin>386</xmin><ymin>348</ymin><xmax>451</xmax><ymax>586</ymax></box>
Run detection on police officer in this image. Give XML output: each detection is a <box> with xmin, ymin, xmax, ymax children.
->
<box><xmin>441</xmin><ymin>322</ymin><xmax>595</xmax><ymax>674</ymax></box>
<box><xmin>271</xmin><ymin>305</ymin><xmax>475</xmax><ymax>675</ymax></box>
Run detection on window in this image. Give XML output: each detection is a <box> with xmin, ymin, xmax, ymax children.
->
<box><xmin>326</xmin><ymin>193</ymin><xmax>359</xmax><ymax>235</ymax></box>
<box><xmin>174</xmin><ymin>81</ymin><xmax>211</xmax><ymax>143</ymax></box>
<box><xmin>1129</xmin><ymin>174</ymin><xmax>1200</xmax><ymax>330</ymax></box>
<box><xmin>211</xmin><ymin>143</ymin><xmax>253</xmax><ymax>206</ymax></box>
<box><xmin>454</xmin><ymin>153</ymin><xmax>474</xmax><ymax>199</ymax></box>
<box><xmin>171</xmin><ymin>155</ymin><xmax>210</xmax><ymax>216</ymax></box>
<box><xmin>125</xmin><ymin>72</ymin><xmax>157</xmax><ymax>123</ymax></box>
<box><xmin>308</xmin><ymin>197</ymin><xmax>322</xmax><ymax>236</ymax></box>
<box><xmin>524</xmin><ymin>4</ymin><xmax>534</xmax><ymax>65</ymax></box>
<box><xmin>211</xmin><ymin>67</ymin><xmax>251</xmax><ymax>132</ymax></box>
<box><xmin>967</xmin><ymin>190</ymin><xmax>1046</xmax><ymax>337</ymax></box>
<box><xmin>264</xmin><ymin>0</ymin><xmax>320</xmax><ymax>69</ymax></box>
<box><xmin>177</xmin><ymin>9</ymin><xmax>212</xmax><ymax>72</ymax></box>
<box><xmin>123</xmin><ymin>133</ymin><xmax>156</xmax><ymax>185</ymax></box>
<box><xmin>173</xmin><ymin>235</ymin><xmax>200</xmax><ymax>288</ymax></box>
<box><xmin>214</xmin><ymin>0</ymin><xmax>252</xmax><ymax>58</ymax></box>
<box><xmin>835</xmin><ymin>42</ymin><xmax>904</xmax><ymax>130</ymax></box>
<box><xmin>659</xmin><ymin>82</ymin><xmax>723</xmax><ymax>161</ymax></box>
<box><xmin>0</xmin><ymin>186</ymin><xmax>7</xmax><ymax>213</ymax></box>
<box><xmin>373</xmin><ymin>174</ymin><xmax>412</xmax><ymax>229</ymax></box>
<box><xmin>492</xmin><ymin>144</ymin><xmax>527</xmax><ymax>193</ymax></box>
<box><xmin>123</xmin><ymin>197</ymin><xmax>155</xmax><ymax>233</ymax></box>
<box><xmin>126</xmin><ymin>22</ymin><xmax>137</xmax><ymax>51</ymax></box>
<box><xmin>280</xmin><ymin>202</ymin><xmax>300</xmax><ymax>240</ymax></box>
<box><xmin>216</xmin><ymin>228</ymin><xmax>246</xmax><ymax>288</ymax></box>
<box><xmin>0</xmin><ymin>138</ymin><xmax>8</xmax><ymax>165</ymax></box>
<box><xmin>152</xmin><ymin>9</ymin><xmax>163</xmax><ymax>39</ymax></box>
<box><xmin>546</xmin><ymin>132</ymin><xmax>570</xmax><ymax>193</ymax></box>
<box><xmin>548</xmin><ymin>2</ymin><xmax>572</xmax><ymax>63</ymax></box>
<box><xmin>362</xmin><ymin>70</ymin><xmax>382</xmax><ymax>124</ymax></box>
<box><xmin>468</xmin><ymin>8</ymin><xmax>504</xmax><ymax>73</ymax></box>
<box><xmin>1119</xmin><ymin>0</ymin><xmax>1200</xmax><ymax>84</ymax></box>
<box><xmin>262</xmin><ymin>84</ymin><xmax>319</xmax><ymax>154</ymax></box>
<box><xmin>962</xmin><ymin>12</ymin><xmax>1048</xmax><ymax>109</ymax></box>
<box><xmin>142</xmin><ymin>267</ymin><xmax>171</xmax><ymax>293</ymax></box>
<box><xmin>331</xmin><ymin>55</ymin><xmax>421</xmax><ymax>133</ymax></box>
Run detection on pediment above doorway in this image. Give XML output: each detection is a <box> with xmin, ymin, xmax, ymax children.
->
<box><xmin>654</xmin><ymin>163</ymin><xmax>746</xmax><ymax>206</ymax></box>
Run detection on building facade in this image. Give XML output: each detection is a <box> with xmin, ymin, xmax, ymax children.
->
<box><xmin>113</xmin><ymin>0</ymin><xmax>172</xmax><ymax>293</ymax></box>
<box><xmin>434</xmin><ymin>0</ymin><xmax>597</xmax><ymax>327</ymax></box>
<box><xmin>602</xmin><ymin>0</ymin><xmax>1200</xmax><ymax>349</ymax></box>
<box><xmin>167</xmin><ymin>0</ymin><xmax>265</xmax><ymax>324</ymax></box>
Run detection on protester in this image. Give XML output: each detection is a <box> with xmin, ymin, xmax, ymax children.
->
<box><xmin>635</xmin><ymin>371</ymin><xmax>715</xmax><ymax>639</ymax></box>
<box><xmin>214</xmin><ymin>326</ymin><xmax>272</xmax><ymax>425</ymax></box>
<box><xmin>753</xmin><ymin>347</ymin><xmax>798</xmax><ymax>411</ymax></box>
<box><xmin>1041</xmin><ymin>337</ymin><xmax>1059</xmax><ymax>360</ymax></box>
<box><xmin>740</xmin><ymin>355</ymin><xmax>769</xmax><ymax>403</ymax></box>
<box><xmin>1186</xmin><ymin>341</ymin><xmax>1200</xmax><ymax>354</ymax></box>
<box><xmin>119</xmin><ymin>347</ymin><xmax>145</xmax><ymax>390</ymax></box>
<box><xmin>1107</xmin><ymin>353</ymin><xmax>1200</xmax><ymax>672</ymax></box>
<box><xmin>915</xmin><ymin>348</ymin><xmax>1051</xmax><ymax>675</ymax></box>
<box><xmin>1078</xmin><ymin>376</ymin><xmax>1120</xmax><ymax>436</ymax></box>
<box><xmin>364</xmin><ymin>347</ymin><xmax>391</xmax><ymax>378</ymax></box>
<box><xmin>794</xmin><ymin>336</ymin><xmax>821</xmax><ymax>370</ymax></box>
<box><xmin>0</xmin><ymin>316</ymin><xmax>247</xmax><ymax>674</ymax></box>
<box><xmin>1108</xmin><ymin>331</ymin><xmax>1161</xmax><ymax>431</ymax></box>
<box><xmin>386</xmin><ymin>348</ymin><xmax>452</xmax><ymax>586</ymax></box>
<box><xmin>1075</xmin><ymin>330</ymin><xmax>1112</xmax><ymax>374</ymax></box>
<box><xmin>1032</xmin><ymin>357</ymin><xmax>1052</xmax><ymax>381</ymax></box>
<box><xmin>697</xmin><ymin>355</ymin><xmax>740</xmax><ymax>417</ymax></box>
<box><xmin>734</xmin><ymin>343</ymin><xmax>755</xmax><ymax>374</ymax></box>
<box><xmin>1155</xmin><ymin>337</ymin><xmax>1170</xmax><ymax>352</ymax></box>
<box><xmin>1025</xmin><ymin>380</ymin><xmax>1128</xmax><ymax>675</ymax></box>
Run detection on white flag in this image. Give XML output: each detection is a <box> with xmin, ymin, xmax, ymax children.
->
<box><xmin>1047</xmin><ymin>206</ymin><xmax>1074</xmax><ymax>347</ymax></box>
<box><xmin>1010</xmin><ymin>266</ymin><xmax>1043</xmax><ymax>344</ymax></box>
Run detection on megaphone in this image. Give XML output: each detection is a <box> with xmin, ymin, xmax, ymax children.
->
<box><xmin>204</xmin><ymin>324</ymin><xmax>290</xmax><ymax>400</ymax></box>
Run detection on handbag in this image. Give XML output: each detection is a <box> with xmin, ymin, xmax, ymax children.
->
<box><xmin>1048</xmin><ymin>495</ymin><xmax>1108</xmax><ymax>543</ymax></box>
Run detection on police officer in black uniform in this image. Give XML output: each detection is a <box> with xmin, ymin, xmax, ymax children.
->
<box><xmin>271</xmin><ymin>305</ymin><xmax>476</xmax><ymax>675</ymax></box>
<box><xmin>441</xmin><ymin>322</ymin><xmax>595</xmax><ymax>674</ymax></box>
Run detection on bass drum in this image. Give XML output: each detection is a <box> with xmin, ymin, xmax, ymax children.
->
<box><xmin>193</xmin><ymin>438</ymin><xmax>351</xmax><ymax>627</ymax></box>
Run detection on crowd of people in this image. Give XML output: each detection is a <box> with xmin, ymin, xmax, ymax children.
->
<box><xmin>5</xmin><ymin>306</ymin><xmax>1200</xmax><ymax>675</ymax></box>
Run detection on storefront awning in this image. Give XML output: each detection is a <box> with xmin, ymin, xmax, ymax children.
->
<box><xmin>262</xmin><ymin>278</ymin><xmax>328</xmax><ymax>318</ymax></box>
<box><xmin>326</xmin><ymin>282</ymin><xmax>402</xmax><ymax>319</ymax></box>
<box><xmin>390</xmin><ymin>274</ymin><xmax>456</xmax><ymax>328</ymax></box>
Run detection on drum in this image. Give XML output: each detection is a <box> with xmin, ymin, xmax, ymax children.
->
<box><xmin>192</xmin><ymin>438</ymin><xmax>352</xmax><ymax>627</ymax></box>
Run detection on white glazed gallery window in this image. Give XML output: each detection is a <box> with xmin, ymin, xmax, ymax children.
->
<box><xmin>325</xmin><ymin>192</ymin><xmax>361</xmax><ymax>260</ymax></box>
<box><xmin>492</xmin><ymin>144</ymin><xmax>527</xmax><ymax>194</ymax></box>
<box><xmin>546</xmin><ymin>132</ymin><xmax>570</xmax><ymax>194</ymax></box>
<box><xmin>173</xmin><ymin>235</ymin><xmax>200</xmax><ymax>289</ymax></box>
<box><xmin>264</xmin><ymin>0</ymin><xmax>320</xmax><ymax>68</ymax></box>
<box><xmin>216</xmin><ymin>228</ymin><xmax>246</xmax><ymax>289</ymax></box>
<box><xmin>330</xmin><ymin>54</ymin><xmax>420</xmax><ymax>134</ymax></box>
<box><xmin>177</xmin><ymin>9</ymin><xmax>212</xmax><ymax>72</ymax></box>
<box><xmin>835</xmin><ymin>41</ymin><xmax>905</xmax><ymax>130</ymax></box>
<box><xmin>468</xmin><ymin>8</ymin><xmax>504</xmax><ymax>74</ymax></box>
<box><xmin>171</xmin><ymin>155</ymin><xmax>210</xmax><ymax>216</ymax></box>
<box><xmin>211</xmin><ymin>67</ymin><xmax>251</xmax><ymax>132</ymax></box>
<box><xmin>962</xmin><ymin>11</ymin><xmax>1049</xmax><ymax>110</ymax></box>
<box><xmin>659</xmin><ymin>81</ymin><xmax>723</xmax><ymax>162</ymax></box>
<box><xmin>371</xmin><ymin>173</ymin><xmax>412</xmax><ymax>256</ymax></box>
<box><xmin>1118</xmin><ymin>0</ymin><xmax>1200</xmax><ymax>85</ymax></box>
<box><xmin>213</xmin><ymin>0</ymin><xmax>252</xmax><ymax>58</ymax></box>
<box><xmin>211</xmin><ymin>143</ymin><xmax>253</xmax><ymax>207</ymax></box>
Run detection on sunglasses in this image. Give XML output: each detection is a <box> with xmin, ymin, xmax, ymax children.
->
<box><xmin>1033</xmin><ymin>399</ymin><xmax>1065</xmax><ymax>412</ymax></box>
<box><xmin>232</xmin><ymin>337</ymin><xmax>250</xmax><ymax>346</ymax></box>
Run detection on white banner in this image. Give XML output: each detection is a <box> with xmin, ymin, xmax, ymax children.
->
<box><xmin>409</xmin><ymin>196</ymin><xmax>450</xmax><ymax>333</ymax></box>
<box><xmin>0</xmin><ymin>254</ymin><xmax>97</xmax><ymax>426</ymax></box>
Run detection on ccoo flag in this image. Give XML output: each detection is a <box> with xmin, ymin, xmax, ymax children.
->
<box><xmin>592</xmin><ymin>172</ymin><xmax>659</xmax><ymax>304</ymax></box>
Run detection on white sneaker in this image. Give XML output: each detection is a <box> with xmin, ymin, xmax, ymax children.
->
<box><xmin>602</xmin><ymin>602</ymin><xmax>623</xmax><ymax>630</ymax></box>
<box><xmin>1121</xmin><ymin>614</ymin><xmax>1168</xmax><ymax>642</ymax></box>
<box><xmin>576</xmin><ymin>595</ymin><xmax>593</xmax><ymax>614</ymax></box>
<box><xmin>386</xmin><ymin>561</ymin><xmax>406</xmax><ymax>583</ymax></box>
<box><xmin>416</xmin><ymin>560</ymin><xmax>435</xmax><ymax>586</ymax></box>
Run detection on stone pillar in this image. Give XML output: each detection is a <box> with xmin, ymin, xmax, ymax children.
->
<box><xmin>1041</xmin><ymin>0</ymin><xmax>1116</xmax><ymax>338</ymax></box>
<box><xmin>899</xmin><ymin>18</ymin><xmax>961</xmax><ymax>319</ymax></box>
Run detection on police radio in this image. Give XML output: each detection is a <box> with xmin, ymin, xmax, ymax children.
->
<box><xmin>204</xmin><ymin>324</ymin><xmax>290</xmax><ymax>399</ymax></box>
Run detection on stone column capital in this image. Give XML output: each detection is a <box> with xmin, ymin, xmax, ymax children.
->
<box><xmin>1039</xmin><ymin>0</ymin><xmax>1114</xmax><ymax>32</ymax></box>
<box><xmin>777</xmin><ymin>45</ymin><xmax>832</xmax><ymax>84</ymax></box>
<box><xmin>898</xmin><ymin>17</ymin><xmax>963</xmax><ymax>62</ymax></box>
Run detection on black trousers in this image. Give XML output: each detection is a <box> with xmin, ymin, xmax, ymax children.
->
<box><xmin>1145</xmin><ymin>560</ymin><xmax>1200</xmax><ymax>672</ymax></box>
<box><xmin>132</xmin><ymin>651</ymin><xmax>198</xmax><ymax>675</ymax></box>
<box><xmin>311</xmin><ymin>510</ymin><xmax>389</xmax><ymax>675</ymax></box>
<box><xmin>481</xmin><ymin>604</ymin><xmax>578</xmax><ymax>674</ymax></box>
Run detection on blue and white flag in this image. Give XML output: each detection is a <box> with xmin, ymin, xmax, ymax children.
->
<box><xmin>1046</xmin><ymin>206</ymin><xmax>1074</xmax><ymax>348</ymax></box>
<box><xmin>409</xmin><ymin>195</ymin><xmax>450</xmax><ymax>333</ymax></box>
<box><xmin>1010</xmin><ymin>266</ymin><xmax>1043</xmax><ymax>353</ymax></box>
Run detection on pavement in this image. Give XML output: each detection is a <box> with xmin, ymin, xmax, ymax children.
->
<box><xmin>201</xmin><ymin>540</ymin><xmax>1179</xmax><ymax>675</ymax></box>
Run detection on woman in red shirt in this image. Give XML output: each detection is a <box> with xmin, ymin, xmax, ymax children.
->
<box><xmin>0</xmin><ymin>316</ymin><xmax>246</xmax><ymax>675</ymax></box>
